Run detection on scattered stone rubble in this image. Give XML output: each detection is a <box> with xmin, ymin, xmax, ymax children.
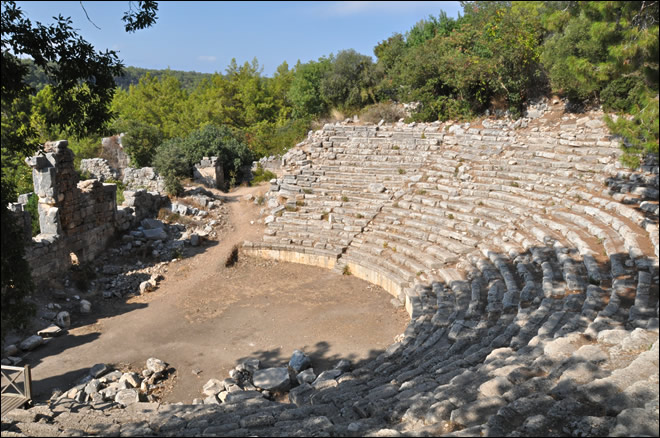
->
<box><xmin>43</xmin><ymin>358</ymin><xmax>172</xmax><ymax>408</ymax></box>
<box><xmin>196</xmin><ymin>349</ymin><xmax>354</xmax><ymax>408</ymax></box>
<box><xmin>3</xmin><ymin>174</ymin><xmax>228</xmax><ymax>369</ymax></box>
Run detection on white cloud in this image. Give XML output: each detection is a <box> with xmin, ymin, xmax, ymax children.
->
<box><xmin>321</xmin><ymin>1</ymin><xmax>453</xmax><ymax>17</ymax></box>
<box><xmin>198</xmin><ymin>55</ymin><xmax>217</xmax><ymax>62</ymax></box>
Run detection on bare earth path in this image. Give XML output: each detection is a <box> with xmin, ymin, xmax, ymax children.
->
<box><xmin>25</xmin><ymin>184</ymin><xmax>409</xmax><ymax>403</ymax></box>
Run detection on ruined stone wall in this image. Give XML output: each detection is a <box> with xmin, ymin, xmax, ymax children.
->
<box><xmin>253</xmin><ymin>155</ymin><xmax>283</xmax><ymax>174</ymax></box>
<box><xmin>79</xmin><ymin>158</ymin><xmax>118</xmax><ymax>182</ymax></box>
<box><xmin>122</xmin><ymin>167</ymin><xmax>166</xmax><ymax>193</ymax></box>
<box><xmin>100</xmin><ymin>135</ymin><xmax>130</xmax><ymax>176</ymax></box>
<box><xmin>21</xmin><ymin>141</ymin><xmax>117</xmax><ymax>279</ymax></box>
<box><xmin>193</xmin><ymin>156</ymin><xmax>224</xmax><ymax>189</ymax></box>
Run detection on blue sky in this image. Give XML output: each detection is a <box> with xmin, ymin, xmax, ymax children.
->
<box><xmin>13</xmin><ymin>1</ymin><xmax>462</xmax><ymax>76</ymax></box>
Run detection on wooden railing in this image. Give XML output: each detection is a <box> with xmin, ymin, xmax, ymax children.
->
<box><xmin>1</xmin><ymin>365</ymin><xmax>32</xmax><ymax>416</ymax></box>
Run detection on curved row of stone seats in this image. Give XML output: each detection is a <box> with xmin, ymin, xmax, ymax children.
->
<box><xmin>238</xmin><ymin>112</ymin><xmax>659</xmax><ymax>435</ymax></box>
<box><xmin>566</xmin><ymin>187</ymin><xmax>659</xmax><ymax>259</ymax></box>
<box><xmin>506</xmin><ymin>213</ymin><xmax>659</xmax><ymax>336</ymax></box>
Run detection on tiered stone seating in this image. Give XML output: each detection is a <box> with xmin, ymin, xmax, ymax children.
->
<box><xmin>10</xmin><ymin>110</ymin><xmax>651</xmax><ymax>436</ymax></box>
<box><xmin>244</xmin><ymin>110</ymin><xmax>660</xmax><ymax>435</ymax></box>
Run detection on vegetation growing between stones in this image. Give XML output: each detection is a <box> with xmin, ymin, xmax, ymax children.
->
<box><xmin>25</xmin><ymin>193</ymin><xmax>40</xmax><ymax>237</ymax></box>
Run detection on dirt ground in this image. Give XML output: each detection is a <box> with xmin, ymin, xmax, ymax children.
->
<box><xmin>23</xmin><ymin>184</ymin><xmax>409</xmax><ymax>403</ymax></box>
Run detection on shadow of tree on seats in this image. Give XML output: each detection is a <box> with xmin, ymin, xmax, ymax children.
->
<box><xmin>235</xmin><ymin>341</ymin><xmax>386</xmax><ymax>376</ymax></box>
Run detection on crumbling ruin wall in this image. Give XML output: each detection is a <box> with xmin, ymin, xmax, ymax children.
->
<box><xmin>253</xmin><ymin>155</ymin><xmax>283</xmax><ymax>174</ymax></box>
<box><xmin>193</xmin><ymin>156</ymin><xmax>224</xmax><ymax>189</ymax></box>
<box><xmin>21</xmin><ymin>141</ymin><xmax>117</xmax><ymax>278</ymax></box>
<box><xmin>79</xmin><ymin>158</ymin><xmax>119</xmax><ymax>182</ymax></box>
<box><xmin>122</xmin><ymin>167</ymin><xmax>166</xmax><ymax>193</ymax></box>
<box><xmin>12</xmin><ymin>141</ymin><xmax>173</xmax><ymax>280</ymax></box>
<box><xmin>100</xmin><ymin>134</ymin><xmax>130</xmax><ymax>176</ymax></box>
<box><xmin>17</xmin><ymin>140</ymin><xmax>171</xmax><ymax>281</ymax></box>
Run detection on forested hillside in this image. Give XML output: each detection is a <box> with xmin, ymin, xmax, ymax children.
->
<box><xmin>4</xmin><ymin>1</ymin><xmax>658</xmax><ymax>199</ymax></box>
<box><xmin>22</xmin><ymin>60</ymin><xmax>213</xmax><ymax>92</ymax></box>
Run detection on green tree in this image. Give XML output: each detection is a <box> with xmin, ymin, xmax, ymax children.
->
<box><xmin>321</xmin><ymin>49</ymin><xmax>379</xmax><ymax>112</ymax></box>
<box><xmin>288</xmin><ymin>57</ymin><xmax>332</xmax><ymax>118</ymax></box>
<box><xmin>541</xmin><ymin>1</ymin><xmax>658</xmax><ymax>166</ymax></box>
<box><xmin>111</xmin><ymin>72</ymin><xmax>189</xmax><ymax>139</ymax></box>
<box><xmin>373</xmin><ymin>33</ymin><xmax>406</xmax><ymax>101</ymax></box>
<box><xmin>541</xmin><ymin>1</ymin><xmax>658</xmax><ymax>102</ymax></box>
<box><xmin>406</xmin><ymin>12</ymin><xmax>457</xmax><ymax>48</ymax></box>
<box><xmin>112</xmin><ymin>119</ymin><xmax>163</xmax><ymax>167</ymax></box>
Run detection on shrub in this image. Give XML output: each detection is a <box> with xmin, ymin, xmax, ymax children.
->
<box><xmin>251</xmin><ymin>164</ymin><xmax>277</xmax><ymax>185</ymax></box>
<box><xmin>153</xmin><ymin>138</ymin><xmax>189</xmax><ymax>196</ymax></box>
<box><xmin>181</xmin><ymin>124</ymin><xmax>254</xmax><ymax>188</ymax></box>
<box><xmin>605</xmin><ymin>94</ymin><xmax>659</xmax><ymax>168</ymax></box>
<box><xmin>164</xmin><ymin>174</ymin><xmax>184</xmax><ymax>197</ymax></box>
<box><xmin>601</xmin><ymin>76</ymin><xmax>645</xmax><ymax>112</ymax></box>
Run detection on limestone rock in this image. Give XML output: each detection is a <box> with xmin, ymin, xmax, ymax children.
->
<box><xmin>368</xmin><ymin>183</ymin><xmax>386</xmax><ymax>193</ymax></box>
<box><xmin>80</xmin><ymin>299</ymin><xmax>92</xmax><ymax>313</ymax></box>
<box><xmin>143</xmin><ymin>228</ymin><xmax>167</xmax><ymax>241</ymax></box>
<box><xmin>146</xmin><ymin>357</ymin><xmax>167</xmax><ymax>374</ymax></box>
<box><xmin>37</xmin><ymin>324</ymin><xmax>63</xmax><ymax>338</ymax></box>
<box><xmin>252</xmin><ymin>367</ymin><xmax>291</xmax><ymax>393</ymax></box>
<box><xmin>202</xmin><ymin>379</ymin><xmax>224</xmax><ymax>396</ymax></box>
<box><xmin>89</xmin><ymin>363</ymin><xmax>110</xmax><ymax>378</ymax></box>
<box><xmin>19</xmin><ymin>335</ymin><xmax>43</xmax><ymax>351</ymax></box>
<box><xmin>288</xmin><ymin>350</ymin><xmax>312</xmax><ymax>373</ymax></box>
<box><xmin>56</xmin><ymin>311</ymin><xmax>71</xmax><ymax>328</ymax></box>
<box><xmin>115</xmin><ymin>389</ymin><xmax>140</xmax><ymax>406</ymax></box>
<box><xmin>296</xmin><ymin>368</ymin><xmax>316</xmax><ymax>385</ymax></box>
